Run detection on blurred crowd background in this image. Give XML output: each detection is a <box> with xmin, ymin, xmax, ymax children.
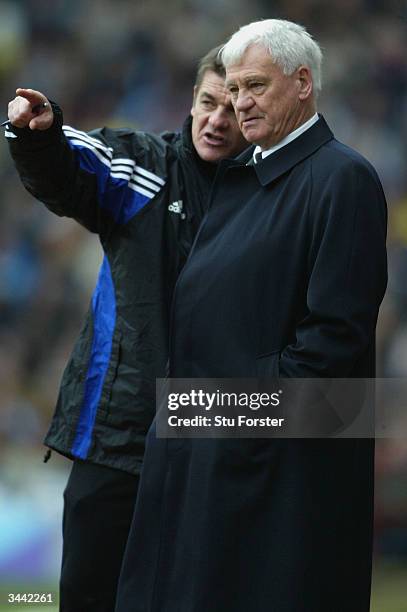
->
<box><xmin>0</xmin><ymin>0</ymin><xmax>406</xmax><ymax>601</ymax></box>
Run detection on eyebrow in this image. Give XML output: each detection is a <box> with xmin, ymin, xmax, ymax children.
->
<box><xmin>226</xmin><ymin>73</ymin><xmax>265</xmax><ymax>86</ymax></box>
<box><xmin>199</xmin><ymin>91</ymin><xmax>215</xmax><ymax>100</ymax></box>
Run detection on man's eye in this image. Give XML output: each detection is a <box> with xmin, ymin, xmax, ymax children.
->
<box><xmin>249</xmin><ymin>82</ymin><xmax>264</xmax><ymax>90</ymax></box>
<box><xmin>201</xmin><ymin>99</ymin><xmax>214</xmax><ymax>109</ymax></box>
<box><xmin>228</xmin><ymin>88</ymin><xmax>238</xmax><ymax>98</ymax></box>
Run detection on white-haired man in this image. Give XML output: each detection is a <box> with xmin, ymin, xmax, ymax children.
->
<box><xmin>115</xmin><ymin>20</ymin><xmax>387</xmax><ymax>612</ymax></box>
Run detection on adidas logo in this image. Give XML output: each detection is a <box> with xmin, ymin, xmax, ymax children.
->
<box><xmin>168</xmin><ymin>200</ymin><xmax>185</xmax><ymax>218</ymax></box>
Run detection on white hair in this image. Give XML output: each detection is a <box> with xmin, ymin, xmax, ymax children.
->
<box><xmin>220</xmin><ymin>19</ymin><xmax>323</xmax><ymax>96</ymax></box>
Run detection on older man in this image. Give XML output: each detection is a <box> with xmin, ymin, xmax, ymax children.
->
<box><xmin>5</xmin><ymin>47</ymin><xmax>247</xmax><ymax>612</ymax></box>
<box><xmin>115</xmin><ymin>20</ymin><xmax>387</xmax><ymax>612</ymax></box>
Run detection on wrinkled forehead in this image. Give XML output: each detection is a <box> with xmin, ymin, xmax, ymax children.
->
<box><xmin>225</xmin><ymin>45</ymin><xmax>282</xmax><ymax>84</ymax></box>
<box><xmin>195</xmin><ymin>69</ymin><xmax>228</xmax><ymax>98</ymax></box>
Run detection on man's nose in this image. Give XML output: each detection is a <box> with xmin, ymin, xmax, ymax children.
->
<box><xmin>234</xmin><ymin>90</ymin><xmax>254</xmax><ymax>112</ymax></box>
<box><xmin>208</xmin><ymin>108</ymin><xmax>229</xmax><ymax>130</ymax></box>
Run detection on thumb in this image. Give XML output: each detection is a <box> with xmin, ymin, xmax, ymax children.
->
<box><xmin>29</xmin><ymin>110</ymin><xmax>54</xmax><ymax>131</ymax></box>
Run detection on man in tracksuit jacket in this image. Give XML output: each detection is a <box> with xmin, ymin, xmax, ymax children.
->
<box><xmin>5</xmin><ymin>46</ymin><xmax>247</xmax><ymax>611</ymax></box>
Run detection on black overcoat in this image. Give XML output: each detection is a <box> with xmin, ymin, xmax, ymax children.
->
<box><xmin>116</xmin><ymin>117</ymin><xmax>387</xmax><ymax>612</ymax></box>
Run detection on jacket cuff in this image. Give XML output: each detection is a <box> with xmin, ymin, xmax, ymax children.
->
<box><xmin>5</xmin><ymin>100</ymin><xmax>63</xmax><ymax>150</ymax></box>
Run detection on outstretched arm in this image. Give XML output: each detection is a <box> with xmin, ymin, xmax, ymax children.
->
<box><xmin>5</xmin><ymin>88</ymin><xmax>112</xmax><ymax>235</ymax></box>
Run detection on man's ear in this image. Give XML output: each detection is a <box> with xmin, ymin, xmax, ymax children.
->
<box><xmin>191</xmin><ymin>85</ymin><xmax>198</xmax><ymax>115</ymax></box>
<box><xmin>297</xmin><ymin>66</ymin><xmax>313</xmax><ymax>100</ymax></box>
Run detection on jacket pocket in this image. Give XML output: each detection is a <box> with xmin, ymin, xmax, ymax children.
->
<box><xmin>255</xmin><ymin>349</ymin><xmax>280</xmax><ymax>379</ymax></box>
<box><xmin>57</xmin><ymin>315</ymin><xmax>93</xmax><ymax>416</ymax></box>
<box><xmin>98</xmin><ymin>327</ymin><xmax>122</xmax><ymax>415</ymax></box>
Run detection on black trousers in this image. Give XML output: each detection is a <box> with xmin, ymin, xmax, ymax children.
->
<box><xmin>60</xmin><ymin>460</ymin><xmax>140</xmax><ymax>612</ymax></box>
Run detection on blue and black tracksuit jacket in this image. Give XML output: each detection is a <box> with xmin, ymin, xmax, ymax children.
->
<box><xmin>6</xmin><ymin>103</ymin><xmax>216</xmax><ymax>474</ymax></box>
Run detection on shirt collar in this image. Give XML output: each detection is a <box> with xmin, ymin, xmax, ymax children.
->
<box><xmin>252</xmin><ymin>113</ymin><xmax>319</xmax><ymax>163</ymax></box>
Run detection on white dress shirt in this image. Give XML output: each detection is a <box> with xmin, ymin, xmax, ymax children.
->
<box><xmin>252</xmin><ymin>113</ymin><xmax>319</xmax><ymax>163</ymax></box>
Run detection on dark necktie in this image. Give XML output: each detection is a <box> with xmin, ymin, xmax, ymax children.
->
<box><xmin>247</xmin><ymin>151</ymin><xmax>263</xmax><ymax>166</ymax></box>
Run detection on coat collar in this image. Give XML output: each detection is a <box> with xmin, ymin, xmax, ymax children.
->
<box><xmin>234</xmin><ymin>114</ymin><xmax>334</xmax><ymax>186</ymax></box>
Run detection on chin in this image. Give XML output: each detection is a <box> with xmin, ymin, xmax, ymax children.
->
<box><xmin>201</xmin><ymin>148</ymin><xmax>224</xmax><ymax>163</ymax></box>
<box><xmin>242</xmin><ymin>128</ymin><xmax>258</xmax><ymax>144</ymax></box>
<box><xmin>243</xmin><ymin>134</ymin><xmax>257</xmax><ymax>146</ymax></box>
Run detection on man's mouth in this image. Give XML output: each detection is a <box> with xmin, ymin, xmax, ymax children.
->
<box><xmin>203</xmin><ymin>132</ymin><xmax>226</xmax><ymax>146</ymax></box>
<box><xmin>241</xmin><ymin>117</ymin><xmax>259</xmax><ymax>128</ymax></box>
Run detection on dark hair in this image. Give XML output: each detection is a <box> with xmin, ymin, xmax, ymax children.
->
<box><xmin>194</xmin><ymin>45</ymin><xmax>225</xmax><ymax>90</ymax></box>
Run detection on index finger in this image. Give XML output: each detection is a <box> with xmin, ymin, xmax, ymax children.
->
<box><xmin>15</xmin><ymin>88</ymin><xmax>48</xmax><ymax>106</ymax></box>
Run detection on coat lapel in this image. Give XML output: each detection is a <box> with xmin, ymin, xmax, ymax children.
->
<box><xmin>253</xmin><ymin>115</ymin><xmax>334</xmax><ymax>186</ymax></box>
